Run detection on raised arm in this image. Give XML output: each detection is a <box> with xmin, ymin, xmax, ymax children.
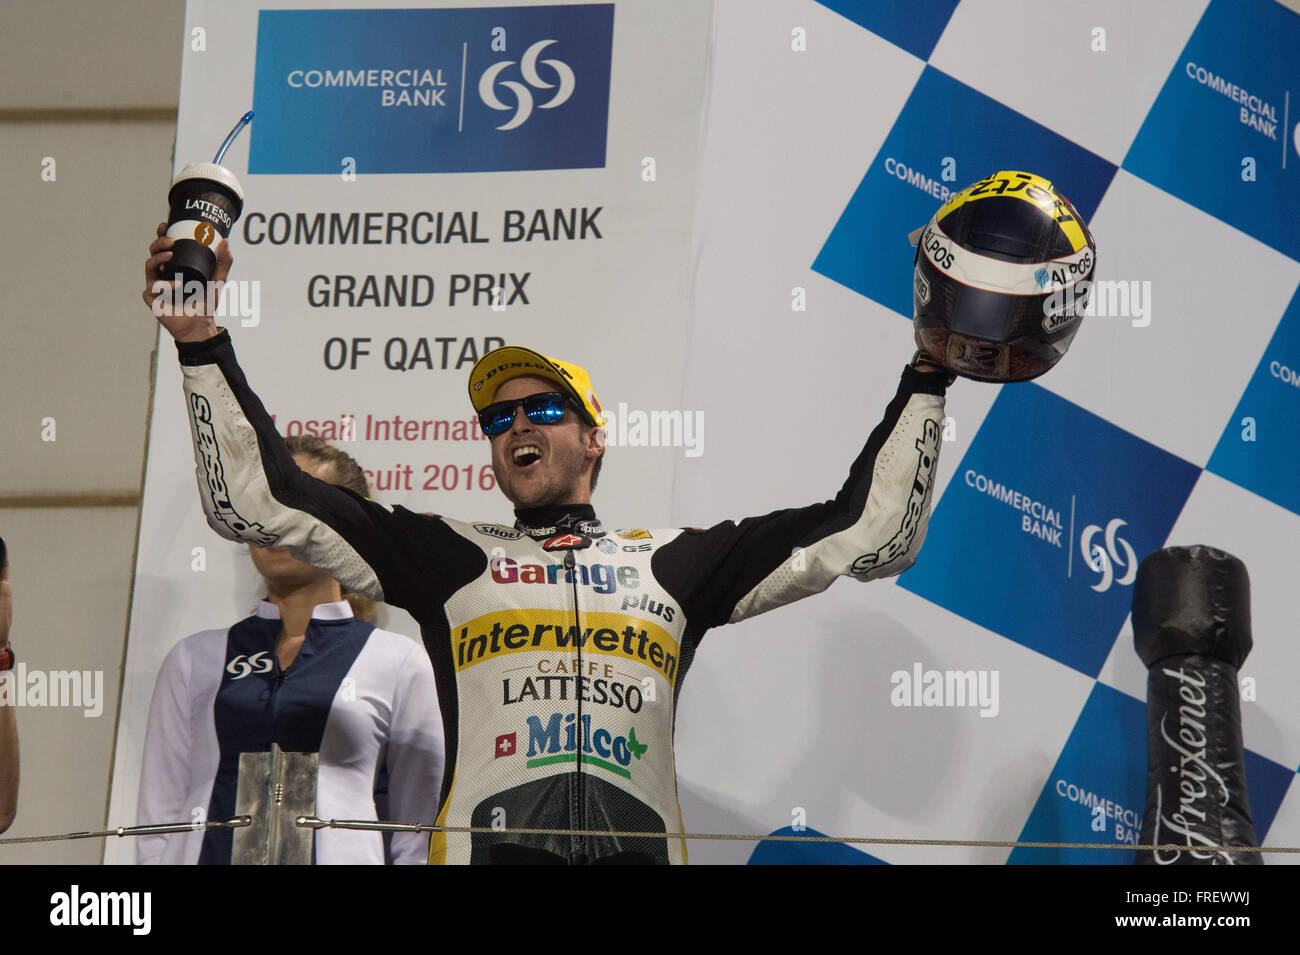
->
<box><xmin>655</xmin><ymin>362</ymin><xmax>948</xmax><ymax>635</ymax></box>
<box><xmin>144</xmin><ymin>228</ymin><xmax>483</xmax><ymax>612</ymax></box>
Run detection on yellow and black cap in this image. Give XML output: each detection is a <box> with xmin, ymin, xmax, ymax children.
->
<box><xmin>468</xmin><ymin>345</ymin><xmax>606</xmax><ymax>433</ymax></box>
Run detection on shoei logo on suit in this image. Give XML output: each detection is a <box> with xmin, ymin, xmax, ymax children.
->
<box><xmin>480</xmin><ymin>40</ymin><xmax>576</xmax><ymax>130</ymax></box>
<box><xmin>226</xmin><ymin>651</ymin><xmax>273</xmax><ymax>680</ymax></box>
<box><xmin>1079</xmin><ymin>519</ymin><xmax>1137</xmax><ymax>593</ymax></box>
<box><xmin>474</xmin><ymin>522</ymin><xmax>523</xmax><ymax>540</ymax></box>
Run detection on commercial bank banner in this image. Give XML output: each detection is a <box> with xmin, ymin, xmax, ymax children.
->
<box><xmin>106</xmin><ymin>0</ymin><xmax>712</xmax><ymax>863</ymax></box>
<box><xmin>250</xmin><ymin>5</ymin><xmax>615</xmax><ymax>173</ymax></box>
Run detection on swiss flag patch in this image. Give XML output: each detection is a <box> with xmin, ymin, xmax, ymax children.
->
<box><xmin>494</xmin><ymin>733</ymin><xmax>516</xmax><ymax>758</ymax></box>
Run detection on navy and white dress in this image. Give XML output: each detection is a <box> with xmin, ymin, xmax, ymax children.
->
<box><xmin>137</xmin><ymin>600</ymin><xmax>443</xmax><ymax>864</ymax></box>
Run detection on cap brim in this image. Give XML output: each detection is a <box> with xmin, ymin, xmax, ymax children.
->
<box><xmin>468</xmin><ymin>346</ymin><xmax>589</xmax><ymax>421</ymax></box>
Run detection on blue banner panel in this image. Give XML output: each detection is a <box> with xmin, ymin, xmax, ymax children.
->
<box><xmin>1124</xmin><ymin>0</ymin><xmax>1300</xmax><ymax>261</ymax></box>
<box><xmin>249</xmin><ymin>5</ymin><xmax>614</xmax><ymax>174</ymax></box>
<box><xmin>814</xmin><ymin>67</ymin><xmax>1116</xmax><ymax>318</ymax></box>
<box><xmin>814</xmin><ymin>0</ymin><xmax>960</xmax><ymax>61</ymax></box>
<box><xmin>1242</xmin><ymin>749</ymin><xmax>1295</xmax><ymax>843</ymax></box>
<box><xmin>1206</xmin><ymin>283</ymin><xmax>1300</xmax><ymax>517</ymax></box>
<box><xmin>900</xmin><ymin>384</ymin><xmax>1200</xmax><ymax>678</ymax></box>
<box><xmin>748</xmin><ymin>826</ymin><xmax>888</xmax><ymax>865</ymax></box>
<box><xmin>1010</xmin><ymin>685</ymin><xmax>1294</xmax><ymax>864</ymax></box>
<box><xmin>1011</xmin><ymin>684</ymin><xmax>1147</xmax><ymax>865</ymax></box>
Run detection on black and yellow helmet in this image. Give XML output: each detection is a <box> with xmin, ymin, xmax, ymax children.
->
<box><xmin>913</xmin><ymin>170</ymin><xmax>1097</xmax><ymax>382</ymax></box>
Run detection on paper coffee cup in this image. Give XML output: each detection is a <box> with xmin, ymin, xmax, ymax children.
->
<box><xmin>162</xmin><ymin>162</ymin><xmax>245</xmax><ymax>285</ymax></box>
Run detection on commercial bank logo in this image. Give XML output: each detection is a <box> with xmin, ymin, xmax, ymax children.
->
<box><xmin>1124</xmin><ymin>0</ymin><xmax>1300</xmax><ymax>261</ymax></box>
<box><xmin>226</xmin><ymin>651</ymin><xmax>273</xmax><ymax>680</ymax></box>
<box><xmin>250</xmin><ymin>5</ymin><xmax>614</xmax><ymax>174</ymax></box>
<box><xmin>1079</xmin><ymin>518</ymin><xmax>1137</xmax><ymax>593</ymax></box>
<box><xmin>814</xmin><ymin>67</ymin><xmax>1115</xmax><ymax>319</ymax></box>
<box><xmin>480</xmin><ymin>40</ymin><xmax>575</xmax><ymax>130</ymax></box>
<box><xmin>899</xmin><ymin>385</ymin><xmax>1200</xmax><ymax>677</ymax></box>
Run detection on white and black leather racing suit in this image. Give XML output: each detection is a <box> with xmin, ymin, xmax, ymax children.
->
<box><xmin>178</xmin><ymin>330</ymin><xmax>947</xmax><ymax>864</ymax></box>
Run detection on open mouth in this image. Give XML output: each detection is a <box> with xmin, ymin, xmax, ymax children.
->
<box><xmin>512</xmin><ymin>445</ymin><xmax>543</xmax><ymax>468</ymax></box>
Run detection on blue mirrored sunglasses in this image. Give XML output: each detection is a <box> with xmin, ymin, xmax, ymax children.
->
<box><xmin>479</xmin><ymin>392</ymin><xmax>584</xmax><ymax>437</ymax></box>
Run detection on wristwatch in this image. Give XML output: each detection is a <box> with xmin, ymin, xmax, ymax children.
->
<box><xmin>911</xmin><ymin>348</ymin><xmax>957</xmax><ymax>387</ymax></box>
<box><xmin>0</xmin><ymin>646</ymin><xmax>13</xmax><ymax>672</ymax></box>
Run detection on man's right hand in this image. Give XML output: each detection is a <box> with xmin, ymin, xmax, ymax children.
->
<box><xmin>142</xmin><ymin>221</ymin><xmax>233</xmax><ymax>342</ymax></box>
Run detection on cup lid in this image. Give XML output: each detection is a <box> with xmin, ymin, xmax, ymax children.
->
<box><xmin>171</xmin><ymin>162</ymin><xmax>245</xmax><ymax>202</ymax></box>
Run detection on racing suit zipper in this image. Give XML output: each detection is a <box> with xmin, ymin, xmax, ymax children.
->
<box><xmin>269</xmin><ymin>630</ymin><xmax>292</xmax><ymax>746</ymax></box>
<box><xmin>270</xmin><ymin>654</ymin><xmax>286</xmax><ymax>744</ymax></box>
<box><xmin>563</xmin><ymin>547</ymin><xmax>588</xmax><ymax>865</ymax></box>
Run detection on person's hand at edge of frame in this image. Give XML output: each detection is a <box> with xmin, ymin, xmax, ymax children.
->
<box><xmin>142</xmin><ymin>221</ymin><xmax>231</xmax><ymax>343</ymax></box>
<box><xmin>0</xmin><ymin>537</ymin><xmax>11</xmax><ymax>651</ymax></box>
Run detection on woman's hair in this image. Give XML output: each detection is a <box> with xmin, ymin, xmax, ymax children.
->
<box><xmin>281</xmin><ymin>434</ymin><xmax>376</xmax><ymax>621</ymax></box>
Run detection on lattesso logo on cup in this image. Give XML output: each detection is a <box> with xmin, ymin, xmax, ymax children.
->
<box><xmin>479</xmin><ymin>39</ymin><xmax>575</xmax><ymax>130</ymax></box>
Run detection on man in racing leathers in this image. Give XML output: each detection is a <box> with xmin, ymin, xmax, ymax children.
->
<box><xmin>145</xmin><ymin>229</ymin><xmax>951</xmax><ymax>864</ymax></box>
